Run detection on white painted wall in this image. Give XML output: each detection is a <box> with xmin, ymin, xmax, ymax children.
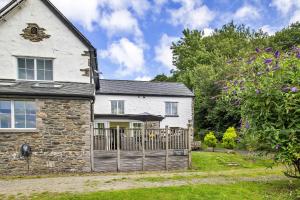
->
<box><xmin>0</xmin><ymin>0</ymin><xmax>90</xmax><ymax>83</ymax></box>
<box><xmin>95</xmin><ymin>95</ymin><xmax>193</xmax><ymax>128</ymax></box>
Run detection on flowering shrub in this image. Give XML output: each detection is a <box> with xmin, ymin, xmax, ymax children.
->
<box><xmin>222</xmin><ymin>127</ymin><xmax>238</xmax><ymax>149</ymax></box>
<box><xmin>223</xmin><ymin>46</ymin><xmax>300</xmax><ymax>178</ymax></box>
<box><xmin>204</xmin><ymin>131</ymin><xmax>217</xmax><ymax>152</ymax></box>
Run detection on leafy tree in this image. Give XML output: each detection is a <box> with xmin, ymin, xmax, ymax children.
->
<box><xmin>170</xmin><ymin>23</ymin><xmax>268</xmax><ymax>133</ymax></box>
<box><xmin>204</xmin><ymin>131</ymin><xmax>217</xmax><ymax>152</ymax></box>
<box><xmin>222</xmin><ymin>127</ymin><xmax>238</xmax><ymax>149</ymax></box>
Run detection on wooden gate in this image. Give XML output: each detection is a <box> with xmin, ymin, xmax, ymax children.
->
<box><xmin>93</xmin><ymin>126</ymin><xmax>192</xmax><ymax>172</ymax></box>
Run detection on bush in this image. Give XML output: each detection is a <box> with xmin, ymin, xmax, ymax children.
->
<box><xmin>222</xmin><ymin>127</ymin><xmax>238</xmax><ymax>149</ymax></box>
<box><xmin>223</xmin><ymin>47</ymin><xmax>300</xmax><ymax>178</ymax></box>
<box><xmin>204</xmin><ymin>131</ymin><xmax>217</xmax><ymax>152</ymax></box>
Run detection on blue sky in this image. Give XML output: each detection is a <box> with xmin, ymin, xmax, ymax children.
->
<box><xmin>1</xmin><ymin>0</ymin><xmax>300</xmax><ymax>81</ymax></box>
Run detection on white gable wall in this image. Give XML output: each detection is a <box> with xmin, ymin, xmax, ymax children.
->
<box><xmin>0</xmin><ymin>0</ymin><xmax>90</xmax><ymax>83</ymax></box>
<box><xmin>95</xmin><ymin>95</ymin><xmax>193</xmax><ymax>128</ymax></box>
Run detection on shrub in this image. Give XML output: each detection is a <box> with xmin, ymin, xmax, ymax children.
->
<box><xmin>222</xmin><ymin>127</ymin><xmax>238</xmax><ymax>149</ymax></box>
<box><xmin>204</xmin><ymin>131</ymin><xmax>217</xmax><ymax>152</ymax></box>
<box><xmin>223</xmin><ymin>47</ymin><xmax>300</xmax><ymax>178</ymax></box>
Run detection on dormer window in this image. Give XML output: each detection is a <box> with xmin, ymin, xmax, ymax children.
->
<box><xmin>17</xmin><ymin>57</ymin><xmax>53</xmax><ymax>81</ymax></box>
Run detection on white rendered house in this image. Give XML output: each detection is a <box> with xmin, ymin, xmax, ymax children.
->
<box><xmin>94</xmin><ymin>79</ymin><xmax>194</xmax><ymax>130</ymax></box>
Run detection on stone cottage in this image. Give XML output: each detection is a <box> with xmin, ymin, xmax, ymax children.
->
<box><xmin>0</xmin><ymin>0</ymin><xmax>99</xmax><ymax>174</ymax></box>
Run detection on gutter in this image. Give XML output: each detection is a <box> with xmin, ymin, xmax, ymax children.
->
<box><xmin>0</xmin><ymin>92</ymin><xmax>95</xmax><ymax>100</ymax></box>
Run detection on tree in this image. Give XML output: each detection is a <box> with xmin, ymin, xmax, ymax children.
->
<box><xmin>204</xmin><ymin>131</ymin><xmax>217</xmax><ymax>152</ymax></box>
<box><xmin>170</xmin><ymin>23</ymin><xmax>268</xmax><ymax>133</ymax></box>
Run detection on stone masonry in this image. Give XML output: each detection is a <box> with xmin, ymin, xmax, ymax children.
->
<box><xmin>0</xmin><ymin>98</ymin><xmax>92</xmax><ymax>175</ymax></box>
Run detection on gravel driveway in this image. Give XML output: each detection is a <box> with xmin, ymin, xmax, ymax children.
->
<box><xmin>0</xmin><ymin>168</ymin><xmax>288</xmax><ymax>197</ymax></box>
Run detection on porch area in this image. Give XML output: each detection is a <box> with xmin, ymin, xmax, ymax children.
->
<box><xmin>92</xmin><ymin>126</ymin><xmax>192</xmax><ymax>172</ymax></box>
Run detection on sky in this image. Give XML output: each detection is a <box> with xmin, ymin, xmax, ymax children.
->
<box><xmin>1</xmin><ymin>0</ymin><xmax>300</xmax><ymax>81</ymax></box>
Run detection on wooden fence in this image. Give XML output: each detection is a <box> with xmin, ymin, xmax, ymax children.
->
<box><xmin>92</xmin><ymin>126</ymin><xmax>192</xmax><ymax>172</ymax></box>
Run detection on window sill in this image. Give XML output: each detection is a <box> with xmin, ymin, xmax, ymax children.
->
<box><xmin>0</xmin><ymin>129</ymin><xmax>38</xmax><ymax>133</ymax></box>
<box><xmin>165</xmin><ymin>115</ymin><xmax>179</xmax><ymax>118</ymax></box>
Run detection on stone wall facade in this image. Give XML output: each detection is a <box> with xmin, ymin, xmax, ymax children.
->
<box><xmin>0</xmin><ymin>98</ymin><xmax>92</xmax><ymax>175</ymax></box>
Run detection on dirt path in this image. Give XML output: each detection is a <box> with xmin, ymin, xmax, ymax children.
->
<box><xmin>0</xmin><ymin>168</ymin><xmax>288</xmax><ymax>197</ymax></box>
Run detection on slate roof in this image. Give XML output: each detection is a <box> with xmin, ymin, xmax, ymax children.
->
<box><xmin>97</xmin><ymin>79</ymin><xmax>194</xmax><ymax>97</ymax></box>
<box><xmin>0</xmin><ymin>80</ymin><xmax>94</xmax><ymax>98</ymax></box>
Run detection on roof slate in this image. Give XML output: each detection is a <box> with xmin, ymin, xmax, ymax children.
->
<box><xmin>0</xmin><ymin>80</ymin><xmax>94</xmax><ymax>98</ymax></box>
<box><xmin>97</xmin><ymin>79</ymin><xmax>194</xmax><ymax>97</ymax></box>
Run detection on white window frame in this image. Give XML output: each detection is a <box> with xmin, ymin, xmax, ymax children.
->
<box><xmin>111</xmin><ymin>100</ymin><xmax>125</xmax><ymax>114</ymax></box>
<box><xmin>17</xmin><ymin>57</ymin><xmax>54</xmax><ymax>81</ymax></box>
<box><xmin>0</xmin><ymin>100</ymin><xmax>37</xmax><ymax>130</ymax></box>
<box><xmin>165</xmin><ymin>102</ymin><xmax>178</xmax><ymax>116</ymax></box>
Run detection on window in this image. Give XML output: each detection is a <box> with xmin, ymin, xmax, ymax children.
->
<box><xmin>165</xmin><ymin>102</ymin><xmax>178</xmax><ymax>116</ymax></box>
<box><xmin>37</xmin><ymin>59</ymin><xmax>53</xmax><ymax>80</ymax></box>
<box><xmin>18</xmin><ymin>58</ymin><xmax>53</xmax><ymax>81</ymax></box>
<box><xmin>0</xmin><ymin>100</ymin><xmax>36</xmax><ymax>129</ymax></box>
<box><xmin>132</xmin><ymin>122</ymin><xmax>142</xmax><ymax>128</ymax></box>
<box><xmin>18</xmin><ymin>58</ymin><xmax>34</xmax><ymax>80</ymax></box>
<box><xmin>111</xmin><ymin>100</ymin><xmax>124</xmax><ymax>114</ymax></box>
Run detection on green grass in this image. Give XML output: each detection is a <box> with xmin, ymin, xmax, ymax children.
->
<box><xmin>27</xmin><ymin>180</ymin><xmax>300</xmax><ymax>200</ymax></box>
<box><xmin>191</xmin><ymin>151</ymin><xmax>274</xmax><ymax>171</ymax></box>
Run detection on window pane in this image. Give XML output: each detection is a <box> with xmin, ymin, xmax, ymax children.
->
<box><xmin>26</xmin><ymin>69</ymin><xmax>34</xmax><ymax>80</ymax></box>
<box><xmin>15</xmin><ymin>115</ymin><xmax>25</xmax><ymax>128</ymax></box>
<box><xmin>111</xmin><ymin>101</ymin><xmax>118</xmax><ymax>114</ymax></box>
<box><xmin>37</xmin><ymin>59</ymin><xmax>44</xmax><ymax>70</ymax></box>
<box><xmin>26</xmin><ymin>115</ymin><xmax>36</xmax><ymax>128</ymax></box>
<box><xmin>172</xmin><ymin>103</ymin><xmax>178</xmax><ymax>115</ymax></box>
<box><xmin>18</xmin><ymin>58</ymin><xmax>25</xmax><ymax>69</ymax></box>
<box><xmin>118</xmin><ymin>101</ymin><xmax>124</xmax><ymax>114</ymax></box>
<box><xmin>165</xmin><ymin>103</ymin><xmax>171</xmax><ymax>115</ymax></box>
<box><xmin>45</xmin><ymin>60</ymin><xmax>53</xmax><ymax>71</ymax></box>
<box><xmin>18</xmin><ymin>68</ymin><xmax>26</xmax><ymax>79</ymax></box>
<box><xmin>26</xmin><ymin>59</ymin><xmax>34</xmax><ymax>70</ymax></box>
<box><xmin>37</xmin><ymin>69</ymin><xmax>44</xmax><ymax>80</ymax></box>
<box><xmin>45</xmin><ymin>70</ymin><xmax>53</xmax><ymax>80</ymax></box>
<box><xmin>26</xmin><ymin>101</ymin><xmax>36</xmax><ymax>115</ymax></box>
<box><xmin>14</xmin><ymin>101</ymin><xmax>25</xmax><ymax>115</ymax></box>
<box><xmin>0</xmin><ymin>101</ymin><xmax>11</xmax><ymax>128</ymax></box>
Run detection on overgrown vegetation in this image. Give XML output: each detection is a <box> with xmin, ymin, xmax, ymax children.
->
<box><xmin>152</xmin><ymin>22</ymin><xmax>300</xmax><ymax>178</ymax></box>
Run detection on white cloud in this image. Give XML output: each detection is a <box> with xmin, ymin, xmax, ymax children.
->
<box><xmin>154</xmin><ymin>34</ymin><xmax>179</xmax><ymax>70</ymax></box>
<box><xmin>99</xmin><ymin>9</ymin><xmax>142</xmax><ymax>38</ymax></box>
<box><xmin>168</xmin><ymin>0</ymin><xmax>215</xmax><ymax>29</ymax></box>
<box><xmin>270</xmin><ymin>0</ymin><xmax>297</xmax><ymax>15</ymax></box>
<box><xmin>290</xmin><ymin>10</ymin><xmax>300</xmax><ymax>24</ymax></box>
<box><xmin>135</xmin><ymin>75</ymin><xmax>152</xmax><ymax>81</ymax></box>
<box><xmin>50</xmin><ymin>0</ymin><xmax>101</xmax><ymax>31</ymax></box>
<box><xmin>99</xmin><ymin>0</ymin><xmax>150</xmax><ymax>17</ymax></box>
<box><xmin>100</xmin><ymin>38</ymin><xmax>145</xmax><ymax>76</ymax></box>
<box><xmin>260</xmin><ymin>25</ymin><xmax>277</xmax><ymax>36</ymax></box>
<box><xmin>203</xmin><ymin>28</ymin><xmax>214</xmax><ymax>37</ymax></box>
<box><xmin>233</xmin><ymin>5</ymin><xmax>260</xmax><ymax>21</ymax></box>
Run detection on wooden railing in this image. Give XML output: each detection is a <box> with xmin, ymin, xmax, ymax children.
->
<box><xmin>93</xmin><ymin>127</ymin><xmax>190</xmax><ymax>151</ymax></box>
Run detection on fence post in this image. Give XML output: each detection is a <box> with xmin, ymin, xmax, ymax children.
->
<box><xmin>187</xmin><ymin>121</ymin><xmax>192</xmax><ymax>169</ymax></box>
<box><xmin>165</xmin><ymin>126</ymin><xmax>169</xmax><ymax>171</ymax></box>
<box><xmin>117</xmin><ymin>126</ymin><xmax>120</xmax><ymax>172</ymax></box>
<box><xmin>142</xmin><ymin>125</ymin><xmax>145</xmax><ymax>171</ymax></box>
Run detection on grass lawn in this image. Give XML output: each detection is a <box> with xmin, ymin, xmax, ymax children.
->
<box><xmin>28</xmin><ymin>180</ymin><xmax>300</xmax><ymax>200</ymax></box>
<box><xmin>191</xmin><ymin>151</ymin><xmax>274</xmax><ymax>171</ymax></box>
